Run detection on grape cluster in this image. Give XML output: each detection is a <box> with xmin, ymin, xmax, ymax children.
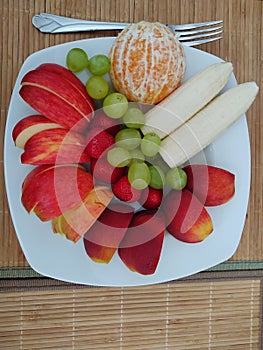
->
<box><xmin>66</xmin><ymin>48</ymin><xmax>188</xmax><ymax>194</ymax></box>
<box><xmin>66</xmin><ymin>48</ymin><xmax>111</xmax><ymax>100</ymax></box>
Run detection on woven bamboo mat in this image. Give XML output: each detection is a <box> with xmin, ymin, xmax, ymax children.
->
<box><xmin>0</xmin><ymin>271</ymin><xmax>262</xmax><ymax>350</ymax></box>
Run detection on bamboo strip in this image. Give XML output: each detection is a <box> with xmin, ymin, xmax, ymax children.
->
<box><xmin>0</xmin><ymin>279</ymin><xmax>260</xmax><ymax>349</ymax></box>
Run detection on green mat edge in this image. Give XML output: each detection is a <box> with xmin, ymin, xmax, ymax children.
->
<box><xmin>1</xmin><ymin>261</ymin><xmax>263</xmax><ymax>279</ymax></box>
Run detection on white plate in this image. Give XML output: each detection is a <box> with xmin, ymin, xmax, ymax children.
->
<box><xmin>4</xmin><ymin>37</ymin><xmax>250</xmax><ymax>287</ymax></box>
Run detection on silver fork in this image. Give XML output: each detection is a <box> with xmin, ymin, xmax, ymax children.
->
<box><xmin>32</xmin><ymin>13</ymin><xmax>223</xmax><ymax>46</ymax></box>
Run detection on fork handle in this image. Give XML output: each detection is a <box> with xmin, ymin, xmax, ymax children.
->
<box><xmin>32</xmin><ymin>13</ymin><xmax>129</xmax><ymax>33</ymax></box>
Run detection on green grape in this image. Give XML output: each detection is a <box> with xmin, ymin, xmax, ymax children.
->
<box><xmin>128</xmin><ymin>162</ymin><xmax>151</xmax><ymax>190</ymax></box>
<box><xmin>88</xmin><ymin>54</ymin><xmax>111</xmax><ymax>75</ymax></box>
<box><xmin>103</xmin><ymin>93</ymin><xmax>129</xmax><ymax>119</ymax></box>
<box><xmin>123</xmin><ymin>107</ymin><xmax>145</xmax><ymax>129</ymax></box>
<box><xmin>66</xmin><ymin>48</ymin><xmax>89</xmax><ymax>72</ymax></box>
<box><xmin>107</xmin><ymin>147</ymin><xmax>131</xmax><ymax>168</ymax></box>
<box><xmin>141</xmin><ymin>132</ymin><xmax>161</xmax><ymax>157</ymax></box>
<box><xmin>146</xmin><ymin>153</ymin><xmax>170</xmax><ymax>173</ymax></box>
<box><xmin>86</xmin><ymin>76</ymin><xmax>109</xmax><ymax>100</ymax></box>
<box><xmin>166</xmin><ymin>167</ymin><xmax>187</xmax><ymax>190</ymax></box>
<box><xmin>115</xmin><ymin>128</ymin><xmax>142</xmax><ymax>150</ymax></box>
<box><xmin>148</xmin><ymin>165</ymin><xmax>166</xmax><ymax>189</ymax></box>
<box><xmin>129</xmin><ymin>148</ymin><xmax>145</xmax><ymax>163</ymax></box>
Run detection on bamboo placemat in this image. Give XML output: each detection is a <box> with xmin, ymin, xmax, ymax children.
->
<box><xmin>0</xmin><ymin>271</ymin><xmax>262</xmax><ymax>350</ymax></box>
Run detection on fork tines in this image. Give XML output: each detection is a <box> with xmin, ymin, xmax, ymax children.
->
<box><xmin>175</xmin><ymin>20</ymin><xmax>223</xmax><ymax>46</ymax></box>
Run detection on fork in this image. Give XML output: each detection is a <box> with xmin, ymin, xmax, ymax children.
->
<box><xmin>32</xmin><ymin>13</ymin><xmax>223</xmax><ymax>46</ymax></box>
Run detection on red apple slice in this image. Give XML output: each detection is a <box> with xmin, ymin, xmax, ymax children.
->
<box><xmin>21</xmin><ymin>68</ymin><xmax>93</xmax><ymax>118</ymax></box>
<box><xmin>118</xmin><ymin>210</ymin><xmax>165</xmax><ymax>275</ymax></box>
<box><xmin>21</xmin><ymin>164</ymin><xmax>93</xmax><ymax>221</ymax></box>
<box><xmin>183</xmin><ymin>164</ymin><xmax>235</xmax><ymax>206</ymax></box>
<box><xmin>52</xmin><ymin>186</ymin><xmax>113</xmax><ymax>243</ymax></box>
<box><xmin>84</xmin><ymin>202</ymin><xmax>134</xmax><ymax>263</ymax></box>
<box><xmin>163</xmin><ymin>189</ymin><xmax>213</xmax><ymax>243</ymax></box>
<box><xmin>12</xmin><ymin>114</ymin><xmax>63</xmax><ymax>149</ymax></box>
<box><xmin>19</xmin><ymin>66</ymin><xmax>95</xmax><ymax>132</ymax></box>
<box><xmin>21</xmin><ymin>128</ymin><xmax>90</xmax><ymax>165</ymax></box>
<box><xmin>36</xmin><ymin>63</ymin><xmax>94</xmax><ymax>109</ymax></box>
<box><xmin>20</xmin><ymin>85</ymin><xmax>90</xmax><ymax>132</ymax></box>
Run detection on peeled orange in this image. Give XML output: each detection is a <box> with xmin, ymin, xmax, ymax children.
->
<box><xmin>109</xmin><ymin>21</ymin><xmax>186</xmax><ymax>104</ymax></box>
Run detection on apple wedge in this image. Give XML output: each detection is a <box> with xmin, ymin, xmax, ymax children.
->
<box><xmin>21</xmin><ymin>128</ymin><xmax>90</xmax><ymax>165</ymax></box>
<box><xmin>21</xmin><ymin>164</ymin><xmax>93</xmax><ymax>221</ymax></box>
<box><xmin>19</xmin><ymin>65</ymin><xmax>95</xmax><ymax>132</ymax></box>
<box><xmin>12</xmin><ymin>114</ymin><xmax>63</xmax><ymax>149</ymax></box>
<box><xmin>83</xmin><ymin>202</ymin><xmax>134</xmax><ymax>263</ymax></box>
<box><xmin>163</xmin><ymin>189</ymin><xmax>213</xmax><ymax>243</ymax></box>
<box><xmin>52</xmin><ymin>186</ymin><xmax>114</xmax><ymax>243</ymax></box>
<box><xmin>183</xmin><ymin>165</ymin><xmax>235</xmax><ymax>206</ymax></box>
<box><xmin>36</xmin><ymin>63</ymin><xmax>94</xmax><ymax>109</ymax></box>
<box><xmin>118</xmin><ymin>210</ymin><xmax>165</xmax><ymax>275</ymax></box>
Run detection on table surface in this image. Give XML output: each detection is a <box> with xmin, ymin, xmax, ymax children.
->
<box><xmin>0</xmin><ymin>1</ymin><xmax>262</xmax><ymax>349</ymax></box>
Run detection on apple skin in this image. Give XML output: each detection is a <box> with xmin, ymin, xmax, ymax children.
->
<box><xmin>118</xmin><ymin>210</ymin><xmax>165</xmax><ymax>275</ymax></box>
<box><xmin>183</xmin><ymin>164</ymin><xmax>235</xmax><ymax>206</ymax></box>
<box><xmin>83</xmin><ymin>202</ymin><xmax>134</xmax><ymax>263</ymax></box>
<box><xmin>52</xmin><ymin>186</ymin><xmax>113</xmax><ymax>243</ymax></box>
<box><xmin>21</xmin><ymin>128</ymin><xmax>90</xmax><ymax>165</ymax></box>
<box><xmin>20</xmin><ymin>85</ymin><xmax>90</xmax><ymax>132</ymax></box>
<box><xmin>36</xmin><ymin>63</ymin><xmax>94</xmax><ymax>110</ymax></box>
<box><xmin>19</xmin><ymin>66</ymin><xmax>95</xmax><ymax>132</ymax></box>
<box><xmin>12</xmin><ymin>114</ymin><xmax>63</xmax><ymax>149</ymax></box>
<box><xmin>21</xmin><ymin>164</ymin><xmax>94</xmax><ymax>221</ymax></box>
<box><xmin>163</xmin><ymin>189</ymin><xmax>213</xmax><ymax>243</ymax></box>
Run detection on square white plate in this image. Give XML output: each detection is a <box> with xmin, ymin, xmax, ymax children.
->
<box><xmin>4</xmin><ymin>37</ymin><xmax>250</xmax><ymax>286</ymax></box>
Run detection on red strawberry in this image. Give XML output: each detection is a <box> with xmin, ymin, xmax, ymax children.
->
<box><xmin>85</xmin><ymin>127</ymin><xmax>114</xmax><ymax>159</ymax></box>
<box><xmin>90</xmin><ymin>109</ymin><xmax>121</xmax><ymax>136</ymax></box>
<box><xmin>112</xmin><ymin>175</ymin><xmax>142</xmax><ymax>202</ymax></box>
<box><xmin>118</xmin><ymin>209</ymin><xmax>165</xmax><ymax>275</ymax></box>
<box><xmin>140</xmin><ymin>186</ymin><xmax>163</xmax><ymax>209</ymax></box>
<box><xmin>90</xmin><ymin>156</ymin><xmax>125</xmax><ymax>184</ymax></box>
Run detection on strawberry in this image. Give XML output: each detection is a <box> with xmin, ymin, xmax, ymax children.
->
<box><xmin>112</xmin><ymin>175</ymin><xmax>142</xmax><ymax>202</ymax></box>
<box><xmin>85</xmin><ymin>127</ymin><xmax>114</xmax><ymax>159</ymax></box>
<box><xmin>90</xmin><ymin>156</ymin><xmax>125</xmax><ymax>184</ymax></box>
<box><xmin>90</xmin><ymin>109</ymin><xmax>121</xmax><ymax>136</ymax></box>
<box><xmin>140</xmin><ymin>186</ymin><xmax>163</xmax><ymax>209</ymax></box>
<box><xmin>118</xmin><ymin>209</ymin><xmax>165</xmax><ymax>275</ymax></box>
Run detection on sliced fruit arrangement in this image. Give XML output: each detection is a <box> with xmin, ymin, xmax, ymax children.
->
<box><xmin>52</xmin><ymin>185</ymin><xmax>113</xmax><ymax>243</ymax></box>
<box><xmin>21</xmin><ymin>128</ymin><xmax>90</xmax><ymax>165</ymax></box>
<box><xmin>12</xmin><ymin>21</ymin><xmax>259</xmax><ymax>276</ymax></box>
<box><xmin>19</xmin><ymin>63</ymin><xmax>95</xmax><ymax>132</ymax></box>
<box><xmin>12</xmin><ymin>114</ymin><xmax>63</xmax><ymax>149</ymax></box>
<box><xmin>21</xmin><ymin>164</ymin><xmax>94</xmax><ymax>222</ymax></box>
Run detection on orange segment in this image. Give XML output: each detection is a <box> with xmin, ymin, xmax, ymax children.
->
<box><xmin>110</xmin><ymin>21</ymin><xmax>186</xmax><ymax>104</ymax></box>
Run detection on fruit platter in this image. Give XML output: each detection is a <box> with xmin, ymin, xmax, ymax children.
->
<box><xmin>4</xmin><ymin>22</ymin><xmax>258</xmax><ymax>286</ymax></box>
